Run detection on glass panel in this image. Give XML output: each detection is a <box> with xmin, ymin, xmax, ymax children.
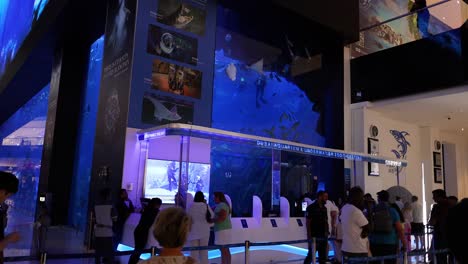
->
<box><xmin>0</xmin><ymin>84</ymin><xmax>50</xmax><ymax>257</ymax></box>
<box><xmin>69</xmin><ymin>35</ymin><xmax>104</xmax><ymax>233</ymax></box>
<box><xmin>351</xmin><ymin>0</ymin><xmax>464</xmax><ymax>58</ymax></box>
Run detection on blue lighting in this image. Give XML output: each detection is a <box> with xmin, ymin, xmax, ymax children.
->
<box><xmin>118</xmin><ymin>243</ymin><xmax>333</xmax><ymax>260</ymax></box>
<box><xmin>138</xmin><ymin>124</ymin><xmax>407</xmax><ymax>167</ymax></box>
<box><xmin>0</xmin><ymin>0</ymin><xmax>49</xmax><ymax>77</ymax></box>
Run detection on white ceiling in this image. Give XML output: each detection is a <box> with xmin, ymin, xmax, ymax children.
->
<box><xmin>366</xmin><ymin>85</ymin><xmax>468</xmax><ymax>134</ymax></box>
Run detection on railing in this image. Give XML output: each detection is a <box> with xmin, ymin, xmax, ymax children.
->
<box><xmin>4</xmin><ymin>236</ymin><xmax>451</xmax><ymax>264</ymax></box>
<box><xmin>351</xmin><ymin>0</ymin><xmax>464</xmax><ymax>58</ymax></box>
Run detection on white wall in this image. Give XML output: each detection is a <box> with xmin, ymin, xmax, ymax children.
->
<box><xmin>364</xmin><ymin>109</ymin><xmax>422</xmax><ymax>200</ymax></box>
<box><xmin>352</xmin><ymin>106</ymin><xmax>468</xmax><ymax>216</ymax></box>
<box><xmin>440</xmin><ymin>131</ymin><xmax>468</xmax><ymax>198</ymax></box>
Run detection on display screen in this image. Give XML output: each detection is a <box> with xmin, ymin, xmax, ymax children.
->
<box><xmin>144</xmin><ymin>159</ymin><xmax>210</xmax><ymax>204</ymax></box>
<box><xmin>0</xmin><ymin>0</ymin><xmax>50</xmax><ymax>78</ymax></box>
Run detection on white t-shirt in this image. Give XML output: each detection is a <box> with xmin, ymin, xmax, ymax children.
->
<box><xmin>340</xmin><ymin>204</ymin><xmax>369</xmax><ymax>254</ymax></box>
<box><xmin>411</xmin><ymin>202</ymin><xmax>424</xmax><ymax>223</ymax></box>
<box><xmin>187</xmin><ymin>202</ymin><xmax>214</xmax><ymax>240</ymax></box>
<box><xmin>395</xmin><ymin>200</ymin><xmax>404</xmax><ymax>210</ymax></box>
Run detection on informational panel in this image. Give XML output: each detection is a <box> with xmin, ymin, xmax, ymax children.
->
<box><xmin>90</xmin><ymin>0</ymin><xmax>138</xmax><ymax>203</ymax></box>
<box><xmin>128</xmin><ymin>0</ymin><xmax>216</xmax><ymax>129</ymax></box>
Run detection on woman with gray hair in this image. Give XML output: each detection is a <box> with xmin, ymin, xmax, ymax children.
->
<box><xmin>139</xmin><ymin>207</ymin><xmax>197</xmax><ymax>264</ymax></box>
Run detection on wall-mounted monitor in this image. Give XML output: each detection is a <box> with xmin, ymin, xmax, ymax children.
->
<box><xmin>144</xmin><ymin>159</ymin><xmax>211</xmax><ymax>204</ymax></box>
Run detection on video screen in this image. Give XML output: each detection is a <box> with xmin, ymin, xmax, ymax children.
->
<box><xmin>144</xmin><ymin>159</ymin><xmax>210</xmax><ymax>204</ymax></box>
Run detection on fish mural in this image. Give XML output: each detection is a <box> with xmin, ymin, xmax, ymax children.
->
<box><xmin>144</xmin><ymin>95</ymin><xmax>181</xmax><ymax>122</ymax></box>
<box><xmin>389</xmin><ymin>130</ymin><xmax>411</xmax><ymax>159</ymax></box>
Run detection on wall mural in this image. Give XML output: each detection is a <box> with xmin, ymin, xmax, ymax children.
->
<box><xmin>389</xmin><ymin>129</ymin><xmax>411</xmax><ymax>174</ymax></box>
<box><xmin>352</xmin><ymin>0</ymin><xmax>458</xmax><ymax>57</ymax></box>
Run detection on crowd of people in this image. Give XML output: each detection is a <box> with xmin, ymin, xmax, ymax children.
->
<box><xmin>303</xmin><ymin>187</ymin><xmax>466</xmax><ymax>264</ymax></box>
<box><xmin>1</xmin><ymin>169</ymin><xmax>468</xmax><ymax>264</ymax></box>
<box><xmin>92</xmin><ymin>189</ymin><xmax>231</xmax><ymax>264</ymax></box>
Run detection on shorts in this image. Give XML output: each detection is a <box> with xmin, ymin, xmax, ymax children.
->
<box><xmin>214</xmin><ymin>229</ymin><xmax>232</xmax><ymax>245</ymax></box>
<box><xmin>411</xmin><ymin>222</ymin><xmax>425</xmax><ymax>235</ymax></box>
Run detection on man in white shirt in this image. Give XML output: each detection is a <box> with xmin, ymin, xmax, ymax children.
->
<box><xmin>340</xmin><ymin>187</ymin><xmax>370</xmax><ymax>261</ymax></box>
<box><xmin>395</xmin><ymin>196</ymin><xmax>404</xmax><ymax>210</ymax></box>
<box><xmin>410</xmin><ymin>196</ymin><xmax>425</xmax><ymax>251</ymax></box>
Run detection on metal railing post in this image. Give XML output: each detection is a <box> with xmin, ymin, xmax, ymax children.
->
<box><xmin>151</xmin><ymin>246</ymin><xmax>156</xmax><ymax>256</ymax></box>
<box><xmin>311</xmin><ymin>237</ymin><xmax>316</xmax><ymax>264</ymax></box>
<box><xmin>244</xmin><ymin>240</ymin><xmax>250</xmax><ymax>264</ymax></box>
<box><xmin>432</xmin><ymin>246</ymin><xmax>438</xmax><ymax>264</ymax></box>
<box><xmin>403</xmin><ymin>250</ymin><xmax>408</xmax><ymax>264</ymax></box>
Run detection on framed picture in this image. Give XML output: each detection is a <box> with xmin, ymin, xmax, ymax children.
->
<box><xmin>433</xmin><ymin>152</ymin><xmax>442</xmax><ymax>167</ymax></box>
<box><xmin>434</xmin><ymin>168</ymin><xmax>443</xmax><ymax>183</ymax></box>
<box><xmin>368</xmin><ymin>138</ymin><xmax>379</xmax><ymax>176</ymax></box>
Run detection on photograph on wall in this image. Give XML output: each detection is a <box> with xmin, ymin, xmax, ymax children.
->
<box><xmin>433</xmin><ymin>152</ymin><xmax>442</xmax><ymax>167</ymax></box>
<box><xmin>141</xmin><ymin>92</ymin><xmax>194</xmax><ymax>126</ymax></box>
<box><xmin>434</xmin><ymin>167</ymin><xmax>443</xmax><ymax>183</ymax></box>
<box><xmin>156</xmin><ymin>0</ymin><xmax>206</xmax><ymax>36</ymax></box>
<box><xmin>144</xmin><ymin>159</ymin><xmax>211</xmax><ymax>204</ymax></box>
<box><xmin>367</xmin><ymin>138</ymin><xmax>379</xmax><ymax>176</ymax></box>
<box><xmin>151</xmin><ymin>59</ymin><xmax>202</xmax><ymax>99</ymax></box>
<box><xmin>147</xmin><ymin>24</ymin><xmax>198</xmax><ymax>65</ymax></box>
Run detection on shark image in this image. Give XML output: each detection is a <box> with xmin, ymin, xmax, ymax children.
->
<box><xmin>390</xmin><ymin>130</ymin><xmax>411</xmax><ymax>159</ymax></box>
<box><xmin>144</xmin><ymin>95</ymin><xmax>181</xmax><ymax>122</ymax></box>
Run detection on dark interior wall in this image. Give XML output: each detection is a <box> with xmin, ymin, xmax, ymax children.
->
<box><xmin>351</xmin><ymin>24</ymin><xmax>468</xmax><ymax>103</ymax></box>
<box><xmin>272</xmin><ymin>0</ymin><xmax>359</xmax><ymax>43</ymax></box>
<box><xmin>37</xmin><ymin>0</ymin><xmax>107</xmax><ymax>224</ymax></box>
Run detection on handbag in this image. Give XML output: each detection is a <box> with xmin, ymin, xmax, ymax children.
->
<box><xmin>205</xmin><ymin>204</ymin><xmax>213</xmax><ymax>223</ymax></box>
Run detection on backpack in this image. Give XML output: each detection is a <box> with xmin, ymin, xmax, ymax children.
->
<box><xmin>370</xmin><ymin>203</ymin><xmax>394</xmax><ymax>234</ymax></box>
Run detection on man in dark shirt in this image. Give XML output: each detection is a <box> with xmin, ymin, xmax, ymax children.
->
<box><xmin>304</xmin><ymin>191</ymin><xmax>329</xmax><ymax>264</ymax></box>
<box><xmin>428</xmin><ymin>189</ymin><xmax>449</xmax><ymax>264</ymax></box>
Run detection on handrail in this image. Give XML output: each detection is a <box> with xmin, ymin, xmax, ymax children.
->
<box><xmin>359</xmin><ymin>0</ymin><xmax>452</xmax><ymax>32</ymax></box>
<box><xmin>4</xmin><ymin>235</ymin><xmax>446</xmax><ymax>263</ymax></box>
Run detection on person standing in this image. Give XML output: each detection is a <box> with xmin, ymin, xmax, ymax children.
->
<box><xmin>213</xmin><ymin>192</ymin><xmax>232</xmax><ymax>264</ymax></box>
<box><xmin>369</xmin><ymin>190</ymin><xmax>407</xmax><ymax>264</ymax></box>
<box><xmin>304</xmin><ymin>191</ymin><xmax>329</xmax><ymax>264</ymax></box>
<box><xmin>428</xmin><ymin>189</ymin><xmax>449</xmax><ymax>264</ymax></box>
<box><xmin>340</xmin><ymin>187</ymin><xmax>370</xmax><ymax>262</ymax></box>
<box><xmin>187</xmin><ymin>191</ymin><xmax>214</xmax><ymax>264</ymax></box>
<box><xmin>94</xmin><ymin>188</ymin><xmax>117</xmax><ymax>264</ymax></box>
<box><xmin>138</xmin><ymin>207</ymin><xmax>197</xmax><ymax>264</ymax></box>
<box><xmin>402</xmin><ymin>203</ymin><xmax>413</xmax><ymax>252</ymax></box>
<box><xmin>410</xmin><ymin>196</ymin><xmax>425</xmax><ymax>251</ymax></box>
<box><xmin>0</xmin><ymin>172</ymin><xmax>20</xmax><ymax>264</ymax></box>
<box><xmin>115</xmin><ymin>189</ymin><xmax>134</xmax><ymax>249</ymax></box>
<box><xmin>128</xmin><ymin>198</ymin><xmax>162</xmax><ymax>264</ymax></box>
<box><xmin>395</xmin><ymin>196</ymin><xmax>404</xmax><ymax>211</ymax></box>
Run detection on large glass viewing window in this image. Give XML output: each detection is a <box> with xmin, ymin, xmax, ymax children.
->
<box><xmin>136</xmin><ymin>124</ymin><xmax>406</xmax><ymax>217</ymax></box>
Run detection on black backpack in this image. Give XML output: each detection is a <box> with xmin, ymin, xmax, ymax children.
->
<box><xmin>370</xmin><ymin>203</ymin><xmax>394</xmax><ymax>234</ymax></box>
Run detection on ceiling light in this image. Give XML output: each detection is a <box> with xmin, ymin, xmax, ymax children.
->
<box><xmin>462</xmin><ymin>128</ymin><xmax>465</xmax><ymax>131</ymax></box>
<box><xmin>443</xmin><ymin>17</ymin><xmax>446</xmax><ymax>20</ymax></box>
<box><xmin>457</xmin><ymin>0</ymin><xmax>460</xmax><ymax>4</ymax></box>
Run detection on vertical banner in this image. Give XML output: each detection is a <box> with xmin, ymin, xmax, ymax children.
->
<box><xmin>90</xmin><ymin>0</ymin><xmax>137</xmax><ymax>203</ymax></box>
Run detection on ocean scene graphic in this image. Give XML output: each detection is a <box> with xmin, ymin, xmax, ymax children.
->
<box><xmin>212</xmin><ymin>49</ymin><xmax>324</xmax><ymax>146</ymax></box>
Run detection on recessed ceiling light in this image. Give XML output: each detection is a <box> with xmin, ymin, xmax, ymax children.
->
<box><xmin>443</xmin><ymin>17</ymin><xmax>446</xmax><ymax>20</ymax></box>
<box><xmin>457</xmin><ymin>0</ymin><xmax>460</xmax><ymax>3</ymax></box>
<box><xmin>462</xmin><ymin>128</ymin><xmax>465</xmax><ymax>131</ymax></box>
